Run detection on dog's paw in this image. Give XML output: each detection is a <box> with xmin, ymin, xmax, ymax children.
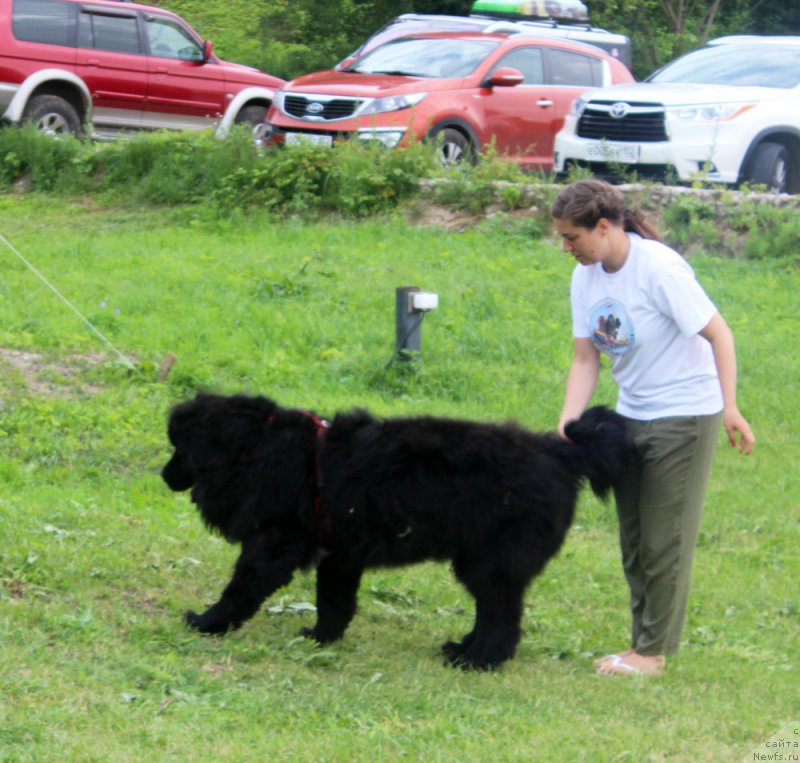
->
<box><xmin>300</xmin><ymin>625</ymin><xmax>342</xmax><ymax>644</ymax></box>
<box><xmin>444</xmin><ymin>652</ymin><xmax>499</xmax><ymax>671</ymax></box>
<box><xmin>448</xmin><ymin>645</ymin><xmax>510</xmax><ymax>671</ymax></box>
<box><xmin>185</xmin><ymin>609</ymin><xmax>230</xmax><ymax>635</ymax></box>
<box><xmin>441</xmin><ymin>640</ymin><xmax>465</xmax><ymax>661</ymax></box>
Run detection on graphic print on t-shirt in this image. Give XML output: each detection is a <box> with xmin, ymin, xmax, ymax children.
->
<box><xmin>589</xmin><ymin>298</ymin><xmax>634</xmax><ymax>357</ymax></box>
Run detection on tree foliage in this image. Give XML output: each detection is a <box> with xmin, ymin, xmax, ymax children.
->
<box><xmin>159</xmin><ymin>0</ymin><xmax>799</xmax><ymax>82</ymax></box>
<box><xmin>589</xmin><ymin>0</ymin><xmax>796</xmax><ymax>77</ymax></box>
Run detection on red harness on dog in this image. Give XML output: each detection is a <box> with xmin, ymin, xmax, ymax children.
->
<box><xmin>268</xmin><ymin>410</ymin><xmax>331</xmax><ymax>546</ymax></box>
<box><xmin>304</xmin><ymin>411</ymin><xmax>331</xmax><ymax>547</ymax></box>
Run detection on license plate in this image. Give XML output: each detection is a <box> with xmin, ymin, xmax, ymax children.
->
<box><xmin>585</xmin><ymin>141</ymin><xmax>641</xmax><ymax>163</ymax></box>
<box><xmin>285</xmin><ymin>132</ymin><xmax>333</xmax><ymax>147</ymax></box>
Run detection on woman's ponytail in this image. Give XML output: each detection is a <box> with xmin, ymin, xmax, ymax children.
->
<box><xmin>622</xmin><ymin>206</ymin><xmax>662</xmax><ymax>242</ymax></box>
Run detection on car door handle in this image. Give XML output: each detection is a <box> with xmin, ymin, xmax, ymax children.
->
<box><xmin>537</xmin><ymin>99</ymin><xmax>554</xmax><ymax>108</ymax></box>
<box><xmin>156</xmin><ymin>67</ymin><xmax>169</xmax><ymax>74</ymax></box>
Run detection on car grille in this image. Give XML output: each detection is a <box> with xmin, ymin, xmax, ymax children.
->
<box><xmin>282</xmin><ymin>94</ymin><xmax>365</xmax><ymax>121</ymax></box>
<box><xmin>577</xmin><ymin>101</ymin><xmax>667</xmax><ymax>142</ymax></box>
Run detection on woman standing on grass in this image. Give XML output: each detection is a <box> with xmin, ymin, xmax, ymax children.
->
<box><xmin>551</xmin><ymin>179</ymin><xmax>755</xmax><ymax>676</ymax></box>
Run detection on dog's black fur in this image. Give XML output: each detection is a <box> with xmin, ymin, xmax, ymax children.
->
<box><xmin>161</xmin><ymin>393</ymin><xmax>630</xmax><ymax>669</ymax></box>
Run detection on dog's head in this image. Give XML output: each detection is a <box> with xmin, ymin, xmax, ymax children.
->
<box><xmin>161</xmin><ymin>392</ymin><xmax>279</xmax><ymax>501</ymax></box>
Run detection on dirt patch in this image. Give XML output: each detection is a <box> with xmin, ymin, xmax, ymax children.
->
<box><xmin>0</xmin><ymin>348</ymin><xmax>107</xmax><ymax>398</ymax></box>
<box><xmin>407</xmin><ymin>199</ymin><xmax>546</xmax><ymax>232</ymax></box>
<box><xmin>408</xmin><ymin>203</ymin><xmax>484</xmax><ymax>232</ymax></box>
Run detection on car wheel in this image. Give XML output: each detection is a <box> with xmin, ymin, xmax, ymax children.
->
<box><xmin>745</xmin><ymin>142</ymin><xmax>788</xmax><ymax>193</ymax></box>
<box><xmin>22</xmin><ymin>95</ymin><xmax>82</xmax><ymax>138</ymax></box>
<box><xmin>234</xmin><ymin>105</ymin><xmax>269</xmax><ymax>126</ymax></box>
<box><xmin>428</xmin><ymin>126</ymin><xmax>475</xmax><ymax>168</ymax></box>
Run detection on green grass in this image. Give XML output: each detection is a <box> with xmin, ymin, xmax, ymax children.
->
<box><xmin>0</xmin><ymin>195</ymin><xmax>797</xmax><ymax>762</ymax></box>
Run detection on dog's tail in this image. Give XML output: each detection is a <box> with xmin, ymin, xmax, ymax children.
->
<box><xmin>560</xmin><ymin>406</ymin><xmax>632</xmax><ymax>500</ymax></box>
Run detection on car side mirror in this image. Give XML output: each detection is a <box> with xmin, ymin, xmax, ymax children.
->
<box><xmin>202</xmin><ymin>40</ymin><xmax>213</xmax><ymax>63</ymax></box>
<box><xmin>481</xmin><ymin>67</ymin><xmax>525</xmax><ymax>88</ymax></box>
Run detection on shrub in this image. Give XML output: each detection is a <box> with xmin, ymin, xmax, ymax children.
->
<box><xmin>662</xmin><ymin>194</ymin><xmax>725</xmax><ymax>256</ymax></box>
<box><xmin>736</xmin><ymin>200</ymin><xmax>800</xmax><ymax>263</ymax></box>
<box><xmin>661</xmin><ymin>192</ymin><xmax>799</xmax><ymax>263</ymax></box>
<box><xmin>0</xmin><ymin>127</ymin><xmax>435</xmax><ymax>217</ymax></box>
<box><xmin>0</xmin><ymin>125</ymin><xmax>88</xmax><ymax>192</ymax></box>
<box><xmin>321</xmin><ymin>139</ymin><xmax>436</xmax><ymax>217</ymax></box>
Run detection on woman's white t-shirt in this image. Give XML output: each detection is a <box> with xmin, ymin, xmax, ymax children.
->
<box><xmin>570</xmin><ymin>233</ymin><xmax>723</xmax><ymax>420</ymax></box>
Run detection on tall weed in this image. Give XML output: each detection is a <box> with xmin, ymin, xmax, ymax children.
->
<box><xmin>0</xmin><ymin>125</ymin><xmax>87</xmax><ymax>192</ymax></box>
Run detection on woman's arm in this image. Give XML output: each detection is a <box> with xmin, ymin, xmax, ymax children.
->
<box><xmin>699</xmin><ymin>312</ymin><xmax>756</xmax><ymax>455</ymax></box>
<box><xmin>558</xmin><ymin>337</ymin><xmax>601</xmax><ymax>439</ymax></box>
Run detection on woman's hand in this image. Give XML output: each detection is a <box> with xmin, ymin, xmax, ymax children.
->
<box><xmin>723</xmin><ymin>407</ymin><xmax>756</xmax><ymax>455</ymax></box>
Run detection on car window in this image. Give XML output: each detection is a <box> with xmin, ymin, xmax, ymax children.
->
<box><xmin>490</xmin><ymin>47</ymin><xmax>545</xmax><ymax>84</ymax></box>
<box><xmin>649</xmin><ymin>44</ymin><xmax>800</xmax><ymax>88</ymax></box>
<box><xmin>347</xmin><ymin>38</ymin><xmax>498</xmax><ymax>78</ymax></box>
<box><xmin>547</xmin><ymin>49</ymin><xmax>601</xmax><ymax>86</ymax></box>
<box><xmin>144</xmin><ymin>16</ymin><xmax>204</xmax><ymax>61</ymax></box>
<box><xmin>12</xmin><ymin>0</ymin><xmax>76</xmax><ymax>46</ymax></box>
<box><xmin>78</xmin><ymin>11</ymin><xmax>141</xmax><ymax>55</ymax></box>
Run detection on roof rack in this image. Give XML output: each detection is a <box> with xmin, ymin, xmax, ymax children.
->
<box><xmin>472</xmin><ymin>0</ymin><xmax>589</xmax><ymax>23</ymax></box>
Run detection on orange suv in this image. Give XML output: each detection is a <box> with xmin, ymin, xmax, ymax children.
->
<box><xmin>259</xmin><ymin>31</ymin><xmax>633</xmax><ymax>169</ymax></box>
<box><xmin>0</xmin><ymin>0</ymin><xmax>284</xmax><ymax>138</ymax></box>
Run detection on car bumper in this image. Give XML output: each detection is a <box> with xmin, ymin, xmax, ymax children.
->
<box><xmin>260</xmin><ymin>110</ymin><xmax>423</xmax><ymax>150</ymax></box>
<box><xmin>554</xmin><ymin>115</ymin><xmax>747</xmax><ymax>185</ymax></box>
<box><xmin>258</xmin><ymin>122</ymin><xmax>409</xmax><ymax>149</ymax></box>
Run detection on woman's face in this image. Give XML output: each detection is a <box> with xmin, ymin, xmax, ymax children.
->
<box><xmin>553</xmin><ymin>217</ymin><xmax>612</xmax><ymax>267</ymax></box>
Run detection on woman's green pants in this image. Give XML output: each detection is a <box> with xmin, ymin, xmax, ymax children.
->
<box><xmin>612</xmin><ymin>412</ymin><xmax>722</xmax><ymax>656</ymax></box>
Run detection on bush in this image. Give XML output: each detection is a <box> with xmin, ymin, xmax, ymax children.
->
<box><xmin>0</xmin><ymin>125</ymin><xmax>88</xmax><ymax>192</ymax></box>
<box><xmin>661</xmin><ymin>192</ymin><xmax>799</xmax><ymax>263</ymax></box>
<box><xmin>0</xmin><ymin>126</ymin><xmax>436</xmax><ymax>217</ymax></box>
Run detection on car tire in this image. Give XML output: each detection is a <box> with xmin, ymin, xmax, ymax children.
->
<box><xmin>234</xmin><ymin>105</ymin><xmax>269</xmax><ymax>126</ymax></box>
<box><xmin>22</xmin><ymin>95</ymin><xmax>82</xmax><ymax>138</ymax></box>
<box><xmin>428</xmin><ymin>126</ymin><xmax>476</xmax><ymax>168</ymax></box>
<box><xmin>745</xmin><ymin>142</ymin><xmax>788</xmax><ymax>193</ymax></box>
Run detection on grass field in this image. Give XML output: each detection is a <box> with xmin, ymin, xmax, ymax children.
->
<box><xmin>0</xmin><ymin>194</ymin><xmax>797</xmax><ymax>762</ymax></box>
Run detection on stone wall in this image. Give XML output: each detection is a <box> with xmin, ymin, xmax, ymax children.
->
<box><xmin>419</xmin><ymin>178</ymin><xmax>800</xmax><ymax>217</ymax></box>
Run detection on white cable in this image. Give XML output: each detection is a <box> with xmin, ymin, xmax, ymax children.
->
<box><xmin>0</xmin><ymin>231</ymin><xmax>135</xmax><ymax>369</ymax></box>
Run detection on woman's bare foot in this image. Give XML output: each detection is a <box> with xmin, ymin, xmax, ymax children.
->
<box><xmin>595</xmin><ymin>651</ymin><xmax>665</xmax><ymax>676</ymax></box>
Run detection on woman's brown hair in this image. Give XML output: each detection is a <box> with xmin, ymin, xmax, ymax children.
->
<box><xmin>551</xmin><ymin>179</ymin><xmax>662</xmax><ymax>242</ymax></box>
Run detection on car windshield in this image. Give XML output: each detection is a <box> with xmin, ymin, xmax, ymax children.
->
<box><xmin>353</xmin><ymin>18</ymin><xmax>488</xmax><ymax>58</ymax></box>
<box><xmin>346</xmin><ymin>38</ymin><xmax>498</xmax><ymax>78</ymax></box>
<box><xmin>647</xmin><ymin>43</ymin><xmax>800</xmax><ymax>88</ymax></box>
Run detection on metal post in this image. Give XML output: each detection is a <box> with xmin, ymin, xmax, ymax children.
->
<box><xmin>395</xmin><ymin>286</ymin><xmax>422</xmax><ymax>362</ymax></box>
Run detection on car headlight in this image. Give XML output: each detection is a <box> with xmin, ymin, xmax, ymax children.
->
<box><xmin>570</xmin><ymin>95</ymin><xmax>588</xmax><ymax>118</ymax></box>
<box><xmin>667</xmin><ymin>103</ymin><xmax>755</xmax><ymax>122</ymax></box>
<box><xmin>359</xmin><ymin>93</ymin><xmax>427</xmax><ymax>116</ymax></box>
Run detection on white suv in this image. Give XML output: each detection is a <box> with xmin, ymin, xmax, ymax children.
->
<box><xmin>554</xmin><ymin>36</ymin><xmax>800</xmax><ymax>193</ymax></box>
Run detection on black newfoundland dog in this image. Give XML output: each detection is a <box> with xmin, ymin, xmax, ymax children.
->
<box><xmin>161</xmin><ymin>393</ymin><xmax>630</xmax><ymax>670</ymax></box>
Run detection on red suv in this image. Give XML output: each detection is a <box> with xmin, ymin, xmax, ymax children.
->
<box><xmin>260</xmin><ymin>31</ymin><xmax>633</xmax><ymax>169</ymax></box>
<box><xmin>0</xmin><ymin>0</ymin><xmax>284</xmax><ymax>138</ymax></box>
